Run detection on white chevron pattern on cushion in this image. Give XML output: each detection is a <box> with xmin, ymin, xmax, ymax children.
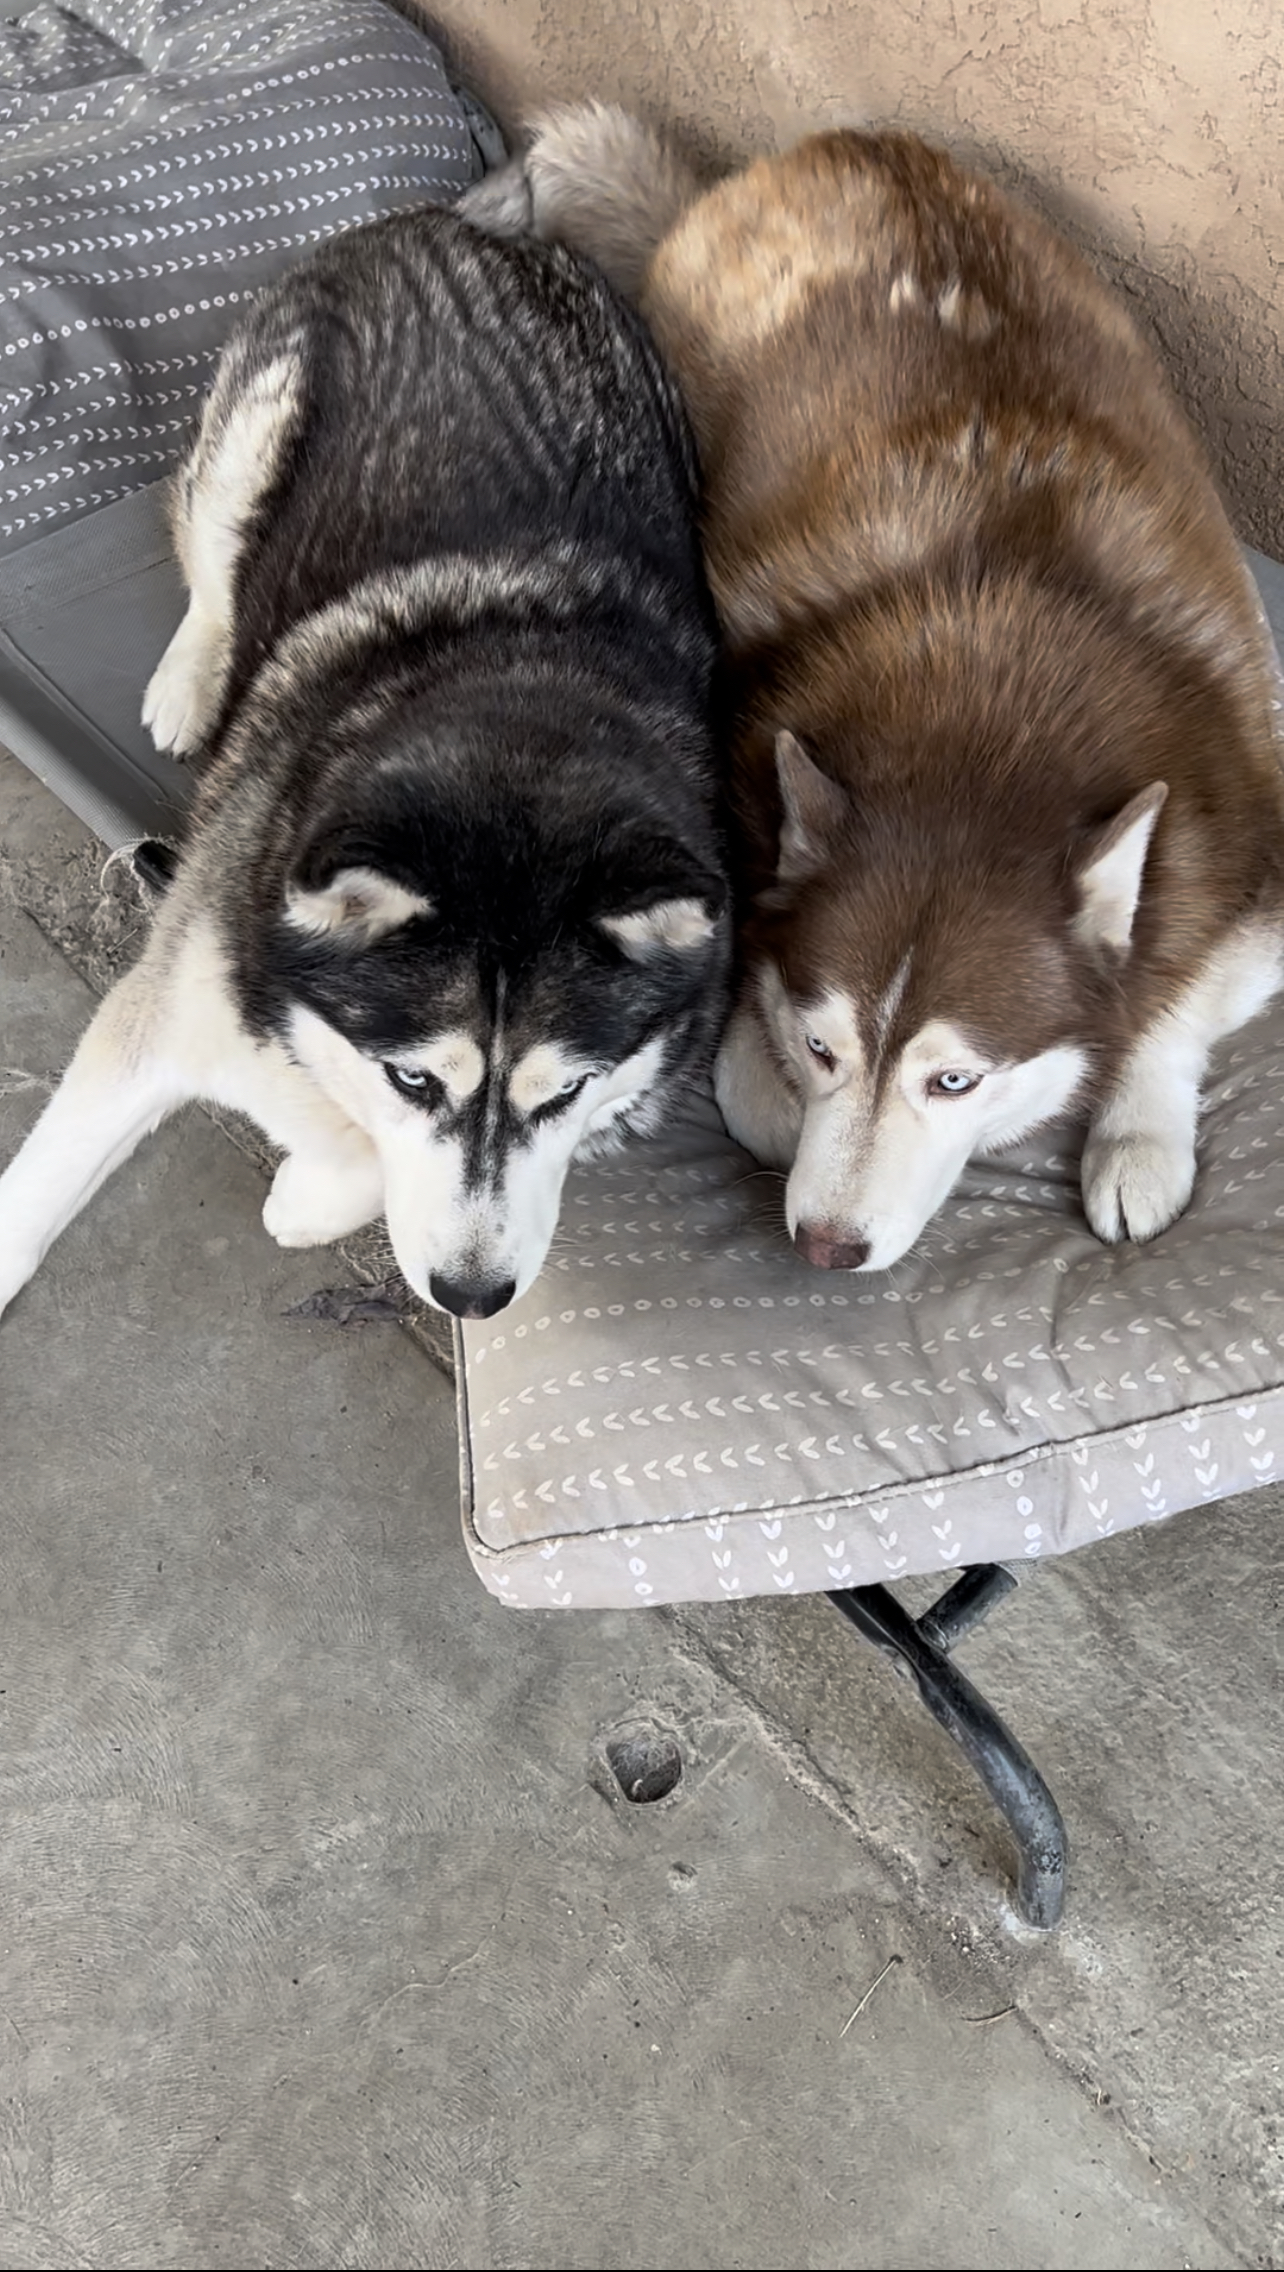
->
<box><xmin>0</xmin><ymin>0</ymin><xmax>483</xmax><ymax>554</ymax></box>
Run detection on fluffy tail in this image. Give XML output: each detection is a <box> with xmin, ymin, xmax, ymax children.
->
<box><xmin>458</xmin><ymin>101</ymin><xmax>700</xmax><ymax>300</ymax></box>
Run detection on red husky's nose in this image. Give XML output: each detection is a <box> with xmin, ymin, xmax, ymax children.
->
<box><xmin>793</xmin><ymin>1225</ymin><xmax>871</xmax><ymax>1271</ymax></box>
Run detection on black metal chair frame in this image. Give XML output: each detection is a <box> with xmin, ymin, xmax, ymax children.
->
<box><xmin>828</xmin><ymin>1566</ymin><xmax>1066</xmax><ymax>1930</ymax></box>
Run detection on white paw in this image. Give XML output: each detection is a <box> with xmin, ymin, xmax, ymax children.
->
<box><xmin>1081</xmin><ymin>1129</ymin><xmax>1196</xmax><ymax>1245</ymax></box>
<box><xmin>262</xmin><ymin>1151</ymin><xmax>384</xmax><ymax>1249</ymax></box>
<box><xmin>714</xmin><ymin>1008</ymin><xmax>801</xmax><ymax>1169</ymax></box>
<box><xmin>141</xmin><ymin>608</ymin><xmax>229</xmax><ymax>757</ymax></box>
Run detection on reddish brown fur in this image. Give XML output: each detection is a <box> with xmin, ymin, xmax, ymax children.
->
<box><xmin>637</xmin><ymin>129</ymin><xmax>1284</xmax><ymax>1081</ymax></box>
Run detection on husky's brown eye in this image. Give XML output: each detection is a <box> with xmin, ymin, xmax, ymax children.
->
<box><xmin>931</xmin><ymin>1069</ymin><xmax>980</xmax><ymax>1096</ymax></box>
<box><xmin>804</xmin><ymin>1033</ymin><xmax>835</xmax><ymax>1070</ymax></box>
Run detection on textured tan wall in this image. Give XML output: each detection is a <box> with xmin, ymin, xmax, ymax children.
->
<box><xmin>416</xmin><ymin>0</ymin><xmax>1282</xmax><ymax>557</ymax></box>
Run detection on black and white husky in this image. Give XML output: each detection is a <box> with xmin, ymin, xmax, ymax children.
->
<box><xmin>0</xmin><ymin>209</ymin><xmax>730</xmax><ymax>1322</ymax></box>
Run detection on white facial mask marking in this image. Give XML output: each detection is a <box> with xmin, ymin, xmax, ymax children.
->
<box><xmin>285</xmin><ymin>1007</ymin><xmax>666</xmax><ymax>1308</ymax></box>
<box><xmin>759</xmin><ymin>987</ymin><xmax>1088</xmax><ymax>1270</ymax></box>
<box><xmin>387</xmin><ymin>1030</ymin><xmax>485</xmax><ymax>1099</ymax></box>
<box><xmin>874</xmin><ymin>953</ymin><xmax>913</xmax><ymax>1046</ymax></box>
<box><xmin>508</xmin><ymin>1040</ymin><xmax>589</xmax><ymax>1116</ymax></box>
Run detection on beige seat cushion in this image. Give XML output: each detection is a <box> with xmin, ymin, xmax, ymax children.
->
<box><xmin>458</xmin><ymin>552</ymin><xmax>1284</xmax><ymax>1611</ymax></box>
<box><xmin>457</xmin><ymin>1008</ymin><xmax>1284</xmax><ymax>1609</ymax></box>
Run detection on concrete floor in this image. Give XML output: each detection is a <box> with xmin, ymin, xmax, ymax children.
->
<box><xmin>2</xmin><ymin>745</ymin><xmax>1281</xmax><ymax>2270</ymax></box>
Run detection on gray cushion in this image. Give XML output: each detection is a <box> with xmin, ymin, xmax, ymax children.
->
<box><xmin>457</xmin><ymin>557</ymin><xmax>1284</xmax><ymax>1610</ymax></box>
<box><xmin>0</xmin><ymin>0</ymin><xmax>485</xmax><ymax>556</ymax></box>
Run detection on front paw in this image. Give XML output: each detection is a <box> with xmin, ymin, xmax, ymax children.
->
<box><xmin>141</xmin><ymin>609</ymin><xmax>228</xmax><ymax>757</ymax></box>
<box><xmin>714</xmin><ymin>1006</ymin><xmax>801</xmax><ymax>1170</ymax></box>
<box><xmin>262</xmin><ymin>1153</ymin><xmax>383</xmax><ymax>1249</ymax></box>
<box><xmin>1081</xmin><ymin>1129</ymin><xmax>1196</xmax><ymax>1245</ymax></box>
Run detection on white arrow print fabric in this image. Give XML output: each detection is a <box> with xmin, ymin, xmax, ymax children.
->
<box><xmin>459</xmin><ymin>981</ymin><xmax>1284</xmax><ymax>1611</ymax></box>
<box><xmin>0</xmin><ymin>0</ymin><xmax>484</xmax><ymax>555</ymax></box>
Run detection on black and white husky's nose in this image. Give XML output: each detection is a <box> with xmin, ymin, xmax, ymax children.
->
<box><xmin>429</xmin><ymin>1269</ymin><xmax>518</xmax><ymax>1320</ymax></box>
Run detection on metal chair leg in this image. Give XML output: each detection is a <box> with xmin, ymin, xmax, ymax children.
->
<box><xmin>828</xmin><ymin>1573</ymin><xmax>1067</xmax><ymax>1930</ymax></box>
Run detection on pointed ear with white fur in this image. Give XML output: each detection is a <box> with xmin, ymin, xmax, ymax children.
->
<box><xmin>286</xmin><ymin>866</ymin><xmax>433</xmax><ymax>942</ymax></box>
<box><xmin>600</xmin><ymin>896</ymin><xmax>718</xmax><ymax>959</ymax></box>
<box><xmin>775</xmin><ymin>730</ymin><xmax>850</xmax><ymax>888</ymax></box>
<box><xmin>1073</xmin><ymin>782</ymin><xmax>1168</xmax><ymax>955</ymax></box>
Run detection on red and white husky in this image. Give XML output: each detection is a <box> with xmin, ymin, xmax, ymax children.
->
<box><xmin>465</xmin><ymin>106</ymin><xmax>1284</xmax><ymax>1269</ymax></box>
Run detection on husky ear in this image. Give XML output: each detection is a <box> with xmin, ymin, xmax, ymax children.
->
<box><xmin>286</xmin><ymin>833</ymin><xmax>433</xmax><ymax>942</ymax></box>
<box><xmin>774</xmin><ymin>730</ymin><xmax>850</xmax><ymax>887</ymax></box>
<box><xmin>597</xmin><ymin>843</ymin><xmax>725</xmax><ymax>960</ymax></box>
<box><xmin>286</xmin><ymin>866</ymin><xmax>433</xmax><ymax>941</ymax></box>
<box><xmin>1073</xmin><ymin>782</ymin><xmax>1168</xmax><ymax>955</ymax></box>
<box><xmin>600</xmin><ymin>895</ymin><xmax>720</xmax><ymax>958</ymax></box>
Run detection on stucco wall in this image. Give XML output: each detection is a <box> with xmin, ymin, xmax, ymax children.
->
<box><xmin>417</xmin><ymin>0</ymin><xmax>1282</xmax><ymax>557</ymax></box>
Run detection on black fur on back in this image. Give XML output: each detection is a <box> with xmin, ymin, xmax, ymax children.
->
<box><xmin>223</xmin><ymin>208</ymin><xmax>710</xmax><ymax>685</ymax></box>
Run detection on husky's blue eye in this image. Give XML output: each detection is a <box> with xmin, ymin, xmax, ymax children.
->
<box><xmin>932</xmin><ymin>1070</ymin><xmax>980</xmax><ymax>1096</ymax></box>
<box><xmin>805</xmin><ymin>1034</ymin><xmax>836</xmax><ymax>1069</ymax></box>
<box><xmin>531</xmin><ymin>1075</ymin><xmax>589</xmax><ymax>1122</ymax></box>
<box><xmin>384</xmin><ymin>1063</ymin><xmax>444</xmax><ymax>1104</ymax></box>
